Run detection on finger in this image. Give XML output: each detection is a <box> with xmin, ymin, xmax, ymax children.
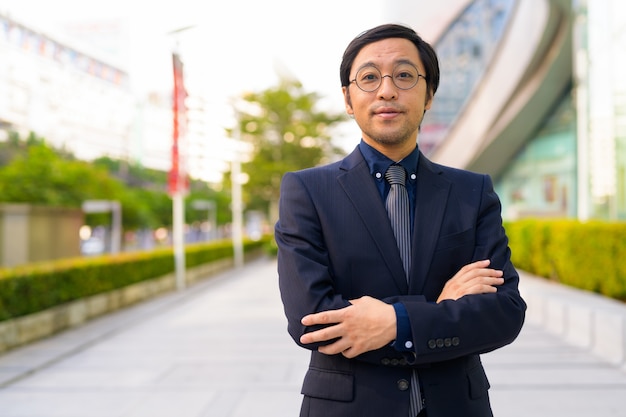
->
<box><xmin>318</xmin><ymin>339</ymin><xmax>351</xmax><ymax>356</ymax></box>
<box><xmin>461</xmin><ymin>259</ymin><xmax>490</xmax><ymax>273</ymax></box>
<box><xmin>478</xmin><ymin>268</ymin><xmax>503</xmax><ymax>277</ymax></box>
<box><xmin>453</xmin><ymin>261</ymin><xmax>493</xmax><ymax>283</ymax></box>
<box><xmin>466</xmin><ymin>285</ymin><xmax>497</xmax><ymax>296</ymax></box>
<box><xmin>463</xmin><ymin>277</ymin><xmax>505</xmax><ymax>294</ymax></box>
<box><xmin>490</xmin><ymin>277</ymin><xmax>505</xmax><ymax>286</ymax></box>
<box><xmin>466</xmin><ymin>275</ymin><xmax>504</xmax><ymax>287</ymax></box>
<box><xmin>463</xmin><ymin>268</ymin><xmax>503</xmax><ymax>281</ymax></box>
<box><xmin>341</xmin><ymin>346</ymin><xmax>360</xmax><ymax>359</ymax></box>
<box><xmin>300</xmin><ymin>323</ymin><xmax>343</xmax><ymax>345</ymax></box>
<box><xmin>476</xmin><ymin>283</ymin><xmax>499</xmax><ymax>294</ymax></box>
<box><xmin>301</xmin><ymin>310</ymin><xmax>341</xmax><ymax>326</ymax></box>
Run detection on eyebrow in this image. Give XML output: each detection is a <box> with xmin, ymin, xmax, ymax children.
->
<box><xmin>354</xmin><ymin>58</ymin><xmax>419</xmax><ymax>73</ymax></box>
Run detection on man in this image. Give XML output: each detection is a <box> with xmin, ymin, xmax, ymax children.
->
<box><xmin>275</xmin><ymin>23</ymin><xmax>526</xmax><ymax>417</ymax></box>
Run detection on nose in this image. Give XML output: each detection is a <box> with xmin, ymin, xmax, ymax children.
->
<box><xmin>378</xmin><ymin>75</ymin><xmax>397</xmax><ymax>99</ymax></box>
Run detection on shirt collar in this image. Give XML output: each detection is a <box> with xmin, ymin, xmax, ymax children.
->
<box><xmin>358</xmin><ymin>139</ymin><xmax>419</xmax><ymax>183</ymax></box>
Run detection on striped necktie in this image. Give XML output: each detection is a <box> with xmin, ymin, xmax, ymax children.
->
<box><xmin>384</xmin><ymin>165</ymin><xmax>411</xmax><ymax>277</ymax></box>
<box><xmin>385</xmin><ymin>164</ymin><xmax>424</xmax><ymax>416</ymax></box>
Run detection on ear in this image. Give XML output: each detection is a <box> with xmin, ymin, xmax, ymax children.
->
<box><xmin>342</xmin><ymin>86</ymin><xmax>354</xmax><ymax>115</ymax></box>
<box><xmin>424</xmin><ymin>91</ymin><xmax>434</xmax><ymax>110</ymax></box>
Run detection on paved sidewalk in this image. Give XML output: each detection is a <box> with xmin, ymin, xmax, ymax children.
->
<box><xmin>0</xmin><ymin>257</ymin><xmax>624</xmax><ymax>416</ymax></box>
<box><xmin>486</xmin><ymin>320</ymin><xmax>626</xmax><ymax>416</ymax></box>
<box><xmin>0</xmin><ymin>257</ymin><xmax>308</xmax><ymax>417</ymax></box>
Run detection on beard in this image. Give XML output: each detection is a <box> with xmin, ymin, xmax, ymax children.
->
<box><xmin>359</xmin><ymin>118</ymin><xmax>421</xmax><ymax>148</ymax></box>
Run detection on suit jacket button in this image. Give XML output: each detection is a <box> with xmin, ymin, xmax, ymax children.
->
<box><xmin>397</xmin><ymin>379</ymin><xmax>409</xmax><ymax>391</ymax></box>
<box><xmin>452</xmin><ymin>337</ymin><xmax>460</xmax><ymax>346</ymax></box>
<box><xmin>444</xmin><ymin>337</ymin><xmax>452</xmax><ymax>347</ymax></box>
<box><xmin>381</xmin><ymin>358</ymin><xmax>391</xmax><ymax>365</ymax></box>
<box><xmin>428</xmin><ymin>339</ymin><xmax>436</xmax><ymax>349</ymax></box>
<box><xmin>391</xmin><ymin>358</ymin><xmax>399</xmax><ymax>366</ymax></box>
<box><xmin>436</xmin><ymin>338</ymin><xmax>444</xmax><ymax>348</ymax></box>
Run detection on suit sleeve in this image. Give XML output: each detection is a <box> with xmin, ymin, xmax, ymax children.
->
<box><xmin>275</xmin><ymin>171</ymin><xmax>351</xmax><ymax>350</ymax></box>
<box><xmin>400</xmin><ymin>174</ymin><xmax>526</xmax><ymax>364</ymax></box>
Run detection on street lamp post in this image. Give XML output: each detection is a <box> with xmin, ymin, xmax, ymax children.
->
<box><xmin>231</xmin><ymin>158</ymin><xmax>244</xmax><ymax>268</ymax></box>
<box><xmin>168</xmin><ymin>25</ymin><xmax>195</xmax><ymax>291</ymax></box>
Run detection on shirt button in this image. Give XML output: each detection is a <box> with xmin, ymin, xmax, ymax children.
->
<box><xmin>410</xmin><ymin>173</ymin><xmax>416</xmax><ymax>180</ymax></box>
<box><xmin>397</xmin><ymin>379</ymin><xmax>409</xmax><ymax>391</ymax></box>
<box><xmin>376</xmin><ymin>172</ymin><xmax>382</xmax><ymax>179</ymax></box>
<box><xmin>404</xmin><ymin>341</ymin><xmax>413</xmax><ymax>349</ymax></box>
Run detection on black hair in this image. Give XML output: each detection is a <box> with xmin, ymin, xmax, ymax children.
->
<box><xmin>340</xmin><ymin>23</ymin><xmax>440</xmax><ymax>100</ymax></box>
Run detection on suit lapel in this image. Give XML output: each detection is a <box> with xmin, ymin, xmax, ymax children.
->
<box><xmin>337</xmin><ymin>148</ymin><xmax>409</xmax><ymax>293</ymax></box>
<box><xmin>410</xmin><ymin>154</ymin><xmax>451</xmax><ymax>294</ymax></box>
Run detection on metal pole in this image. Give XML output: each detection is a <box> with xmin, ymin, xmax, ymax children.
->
<box><xmin>110</xmin><ymin>201</ymin><xmax>122</xmax><ymax>254</ymax></box>
<box><xmin>173</xmin><ymin>191</ymin><xmax>186</xmax><ymax>290</ymax></box>
<box><xmin>231</xmin><ymin>159</ymin><xmax>244</xmax><ymax>268</ymax></box>
<box><xmin>210</xmin><ymin>202</ymin><xmax>217</xmax><ymax>240</ymax></box>
<box><xmin>167</xmin><ymin>27</ymin><xmax>193</xmax><ymax>290</ymax></box>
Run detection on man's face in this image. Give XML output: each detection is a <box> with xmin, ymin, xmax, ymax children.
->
<box><xmin>342</xmin><ymin>38</ymin><xmax>432</xmax><ymax>153</ymax></box>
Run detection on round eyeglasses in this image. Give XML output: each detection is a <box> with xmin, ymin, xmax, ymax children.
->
<box><xmin>350</xmin><ymin>63</ymin><xmax>426</xmax><ymax>92</ymax></box>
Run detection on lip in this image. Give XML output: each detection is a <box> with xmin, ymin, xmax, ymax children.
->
<box><xmin>373</xmin><ymin>107</ymin><xmax>402</xmax><ymax>119</ymax></box>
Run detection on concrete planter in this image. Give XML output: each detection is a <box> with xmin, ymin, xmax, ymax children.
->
<box><xmin>0</xmin><ymin>257</ymin><xmax>234</xmax><ymax>353</ymax></box>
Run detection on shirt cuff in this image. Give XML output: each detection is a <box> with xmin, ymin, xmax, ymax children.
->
<box><xmin>391</xmin><ymin>302</ymin><xmax>414</xmax><ymax>352</ymax></box>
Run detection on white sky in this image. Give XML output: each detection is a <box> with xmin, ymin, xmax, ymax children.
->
<box><xmin>0</xmin><ymin>0</ymin><xmax>467</xmax><ymax>177</ymax></box>
<box><xmin>1</xmin><ymin>0</ymin><xmax>465</xmax><ymax>106</ymax></box>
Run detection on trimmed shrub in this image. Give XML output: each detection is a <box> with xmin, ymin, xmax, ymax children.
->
<box><xmin>0</xmin><ymin>236</ymin><xmax>270</xmax><ymax>321</ymax></box>
<box><xmin>505</xmin><ymin>219</ymin><xmax>626</xmax><ymax>301</ymax></box>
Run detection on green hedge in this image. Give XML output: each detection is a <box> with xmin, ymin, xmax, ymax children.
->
<box><xmin>504</xmin><ymin>219</ymin><xmax>626</xmax><ymax>301</ymax></box>
<box><xmin>0</xmin><ymin>237</ymin><xmax>270</xmax><ymax>321</ymax></box>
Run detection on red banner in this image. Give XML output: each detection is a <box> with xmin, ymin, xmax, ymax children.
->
<box><xmin>168</xmin><ymin>52</ymin><xmax>189</xmax><ymax>195</ymax></box>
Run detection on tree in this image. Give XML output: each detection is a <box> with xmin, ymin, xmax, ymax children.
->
<box><xmin>232</xmin><ymin>77</ymin><xmax>347</xmax><ymax>221</ymax></box>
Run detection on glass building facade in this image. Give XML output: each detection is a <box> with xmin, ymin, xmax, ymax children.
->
<box><xmin>424</xmin><ymin>0</ymin><xmax>626</xmax><ymax>221</ymax></box>
<box><xmin>497</xmin><ymin>90</ymin><xmax>577</xmax><ymax>218</ymax></box>
<box><xmin>420</xmin><ymin>0</ymin><xmax>516</xmax><ymax>155</ymax></box>
<box><xmin>574</xmin><ymin>0</ymin><xmax>626</xmax><ymax>220</ymax></box>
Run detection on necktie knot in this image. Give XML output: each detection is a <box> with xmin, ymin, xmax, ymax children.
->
<box><xmin>385</xmin><ymin>164</ymin><xmax>406</xmax><ymax>186</ymax></box>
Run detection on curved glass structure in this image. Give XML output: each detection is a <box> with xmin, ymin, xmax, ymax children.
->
<box><xmin>420</xmin><ymin>0</ymin><xmax>516</xmax><ymax>156</ymax></box>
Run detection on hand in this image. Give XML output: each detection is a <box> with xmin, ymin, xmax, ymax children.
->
<box><xmin>437</xmin><ymin>259</ymin><xmax>504</xmax><ymax>303</ymax></box>
<box><xmin>299</xmin><ymin>296</ymin><xmax>396</xmax><ymax>358</ymax></box>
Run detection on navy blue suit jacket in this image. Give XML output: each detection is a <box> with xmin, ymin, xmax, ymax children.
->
<box><xmin>275</xmin><ymin>146</ymin><xmax>526</xmax><ymax>417</ymax></box>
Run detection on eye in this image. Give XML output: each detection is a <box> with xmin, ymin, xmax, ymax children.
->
<box><xmin>396</xmin><ymin>71</ymin><xmax>415</xmax><ymax>80</ymax></box>
<box><xmin>356</xmin><ymin>66</ymin><xmax>380</xmax><ymax>84</ymax></box>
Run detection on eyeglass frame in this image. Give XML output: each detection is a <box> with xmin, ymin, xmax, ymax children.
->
<box><xmin>349</xmin><ymin>63</ymin><xmax>427</xmax><ymax>93</ymax></box>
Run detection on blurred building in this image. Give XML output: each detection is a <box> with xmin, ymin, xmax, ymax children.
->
<box><xmin>0</xmin><ymin>13</ymin><xmax>135</xmax><ymax>161</ymax></box>
<box><xmin>391</xmin><ymin>0</ymin><xmax>626</xmax><ymax>221</ymax></box>
<box><xmin>0</xmin><ymin>13</ymin><xmax>218</xmax><ymax>182</ymax></box>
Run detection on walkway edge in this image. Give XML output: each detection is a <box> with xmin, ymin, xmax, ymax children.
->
<box><xmin>520</xmin><ymin>270</ymin><xmax>626</xmax><ymax>368</ymax></box>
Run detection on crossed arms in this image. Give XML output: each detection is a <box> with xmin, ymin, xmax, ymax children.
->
<box><xmin>299</xmin><ymin>259</ymin><xmax>504</xmax><ymax>358</ymax></box>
